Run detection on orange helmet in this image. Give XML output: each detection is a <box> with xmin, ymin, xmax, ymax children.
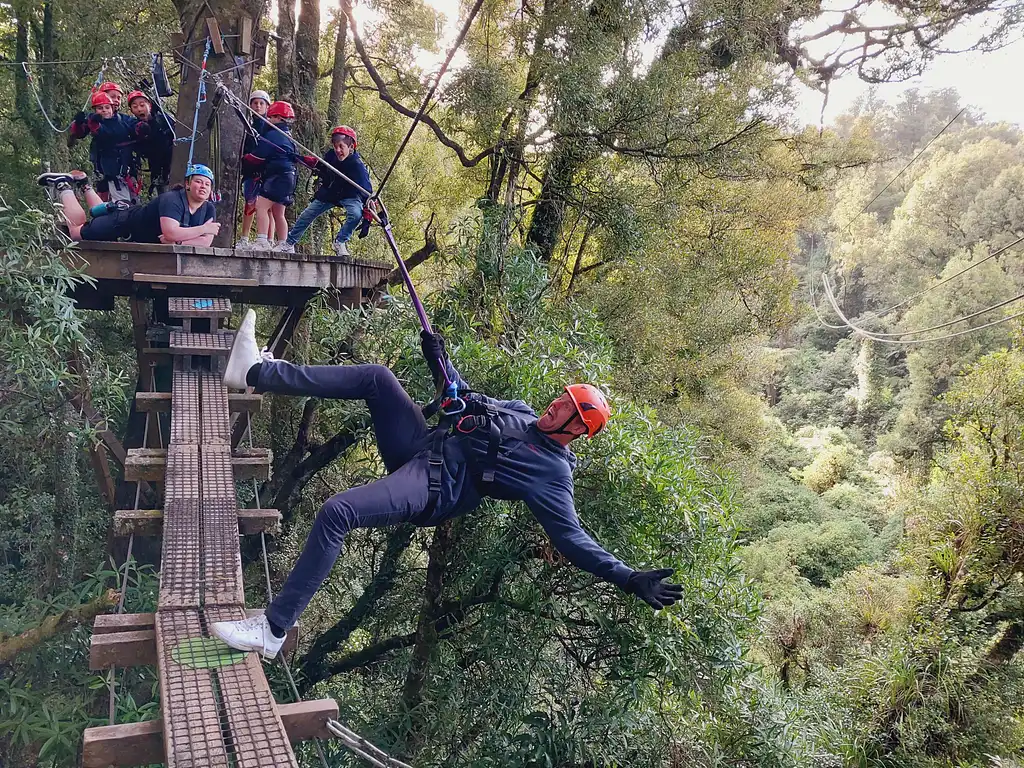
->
<box><xmin>100</xmin><ymin>81</ymin><xmax>123</xmax><ymax>96</ymax></box>
<box><xmin>90</xmin><ymin>91</ymin><xmax>114</xmax><ymax>108</ymax></box>
<box><xmin>267</xmin><ymin>101</ymin><xmax>295</xmax><ymax>120</ymax></box>
<box><xmin>564</xmin><ymin>384</ymin><xmax>610</xmax><ymax>437</ymax></box>
<box><xmin>331</xmin><ymin>125</ymin><xmax>358</xmax><ymax>147</ymax></box>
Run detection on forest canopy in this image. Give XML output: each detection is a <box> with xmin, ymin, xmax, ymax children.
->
<box><xmin>3</xmin><ymin>0</ymin><xmax>1024</xmax><ymax>766</ymax></box>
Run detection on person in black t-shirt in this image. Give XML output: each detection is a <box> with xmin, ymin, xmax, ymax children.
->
<box><xmin>38</xmin><ymin>165</ymin><xmax>219</xmax><ymax>246</ymax></box>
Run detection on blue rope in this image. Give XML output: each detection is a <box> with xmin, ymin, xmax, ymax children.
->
<box><xmin>185</xmin><ymin>38</ymin><xmax>212</xmax><ymax>169</ymax></box>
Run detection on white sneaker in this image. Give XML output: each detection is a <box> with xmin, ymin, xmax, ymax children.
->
<box><xmin>210</xmin><ymin>614</ymin><xmax>285</xmax><ymax>659</ymax></box>
<box><xmin>252</xmin><ymin>235</ymin><xmax>272</xmax><ymax>252</ymax></box>
<box><xmin>274</xmin><ymin>241</ymin><xmax>295</xmax><ymax>254</ymax></box>
<box><xmin>332</xmin><ymin>241</ymin><xmax>350</xmax><ymax>259</ymax></box>
<box><xmin>235</xmin><ymin>237</ymin><xmax>252</xmax><ymax>250</ymax></box>
<box><xmin>224</xmin><ymin>309</ymin><xmax>263</xmax><ymax>389</ymax></box>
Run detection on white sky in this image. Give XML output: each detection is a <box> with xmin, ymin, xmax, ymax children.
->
<box><xmin>792</xmin><ymin>33</ymin><xmax>1024</xmax><ymax>129</ymax></box>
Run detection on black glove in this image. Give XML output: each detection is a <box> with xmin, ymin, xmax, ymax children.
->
<box><xmin>420</xmin><ymin>330</ymin><xmax>448</xmax><ymax>384</ymax></box>
<box><xmin>356</xmin><ymin>216</ymin><xmax>372</xmax><ymax>239</ymax></box>
<box><xmin>624</xmin><ymin>568</ymin><xmax>683</xmax><ymax>610</ymax></box>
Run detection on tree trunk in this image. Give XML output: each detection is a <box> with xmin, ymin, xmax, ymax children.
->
<box><xmin>14</xmin><ymin>8</ymin><xmax>35</xmax><ymax>143</ymax></box>
<box><xmin>169</xmin><ymin>0</ymin><xmax>265</xmax><ymax>246</ymax></box>
<box><xmin>987</xmin><ymin>621</ymin><xmax>1024</xmax><ymax>664</ymax></box>
<box><xmin>526</xmin><ymin>137</ymin><xmax>586</xmax><ymax>263</ymax></box>
<box><xmin>326</xmin><ymin>11</ymin><xmax>348</xmax><ymax>126</ymax></box>
<box><xmin>401</xmin><ymin>520</ymin><xmax>456</xmax><ymax>754</ymax></box>
<box><xmin>294</xmin><ymin>0</ymin><xmax>320</xmax><ymax>122</ymax></box>
<box><xmin>276</xmin><ymin>0</ymin><xmax>297</xmax><ymax>101</ymax></box>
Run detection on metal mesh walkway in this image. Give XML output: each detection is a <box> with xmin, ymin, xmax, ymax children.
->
<box><xmin>155</xmin><ymin>306</ymin><xmax>297</xmax><ymax>767</ymax></box>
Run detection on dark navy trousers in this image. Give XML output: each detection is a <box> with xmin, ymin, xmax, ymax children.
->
<box><xmin>260</xmin><ymin>362</ymin><xmax>432</xmax><ymax>630</ymax></box>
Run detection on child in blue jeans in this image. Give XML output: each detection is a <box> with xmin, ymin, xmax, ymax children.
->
<box><xmin>278</xmin><ymin>125</ymin><xmax>372</xmax><ymax>259</ymax></box>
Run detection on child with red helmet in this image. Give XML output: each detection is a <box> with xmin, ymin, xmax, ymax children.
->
<box><xmin>241</xmin><ymin>100</ymin><xmax>297</xmax><ymax>251</ymax></box>
<box><xmin>127</xmin><ymin>90</ymin><xmax>174</xmax><ymax>196</ymax></box>
<box><xmin>236</xmin><ymin>90</ymin><xmax>274</xmax><ymax>248</ymax></box>
<box><xmin>99</xmin><ymin>81</ymin><xmax>123</xmax><ymax>111</ymax></box>
<box><xmin>68</xmin><ymin>89</ymin><xmax>141</xmax><ymax>203</ymax></box>
<box><xmin>279</xmin><ymin>124</ymin><xmax>373</xmax><ymax>259</ymax></box>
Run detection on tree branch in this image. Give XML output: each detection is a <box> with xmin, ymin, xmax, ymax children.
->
<box><xmin>341</xmin><ymin>0</ymin><xmax>496</xmax><ymax>168</ymax></box>
<box><xmin>0</xmin><ymin>590</ymin><xmax>116</xmax><ymax>664</ymax></box>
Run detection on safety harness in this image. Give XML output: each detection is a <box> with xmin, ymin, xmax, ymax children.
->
<box><xmin>422</xmin><ymin>393</ymin><xmax>570</xmax><ymax>515</ymax></box>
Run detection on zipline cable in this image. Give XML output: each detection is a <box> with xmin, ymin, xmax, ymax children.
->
<box><xmin>843</xmin><ymin>234</ymin><xmax>1024</xmax><ymax>326</ymax></box>
<box><xmin>821</xmin><ymin>274</ymin><xmax>1024</xmax><ymax>344</ymax></box>
<box><xmin>186</xmin><ymin>38</ymin><xmax>212</xmax><ymax>168</ymax></box>
<box><xmin>835</xmin><ymin>107</ymin><xmax>967</xmax><ymax>239</ymax></box>
<box><xmin>811</xmin><ymin>107</ymin><xmax>968</xmax><ymax>329</ymax></box>
<box><xmin>371</xmin><ymin>0</ymin><xmax>487</xmax><ymax>198</ymax></box>
<box><xmin>21</xmin><ymin>62</ymin><xmax>69</xmax><ymax>133</ymax></box>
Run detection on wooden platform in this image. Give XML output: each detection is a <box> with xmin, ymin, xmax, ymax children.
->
<box><xmin>69</xmin><ymin>241</ymin><xmax>391</xmax><ymax>308</ymax></box>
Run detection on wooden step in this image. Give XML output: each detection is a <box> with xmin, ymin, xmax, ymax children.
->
<box><xmin>168</xmin><ymin>296</ymin><xmax>232</xmax><ymax>319</ymax></box>
<box><xmin>124</xmin><ymin>447</ymin><xmax>272</xmax><ymax>482</ymax></box>
<box><xmin>82</xmin><ymin>700</ymin><xmax>337</xmax><ymax>767</ymax></box>
<box><xmin>135</xmin><ymin>391</ymin><xmax>262</xmax><ymax>413</ymax></box>
<box><xmin>114</xmin><ymin>508</ymin><xmax>281</xmax><ymax>536</ymax></box>
<box><xmin>90</xmin><ymin>609</ymin><xmax>298</xmax><ymax>669</ymax></box>
<box><xmin>167</xmin><ymin>330</ymin><xmax>233</xmax><ymax>355</ymax></box>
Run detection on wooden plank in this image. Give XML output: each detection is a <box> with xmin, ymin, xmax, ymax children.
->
<box><xmin>206</xmin><ymin>17</ymin><xmax>226</xmax><ymax>54</ymax></box>
<box><xmin>89</xmin><ymin>630</ymin><xmax>157</xmax><ymax>670</ymax></box>
<box><xmin>114</xmin><ymin>508</ymin><xmax>279</xmax><ymax>535</ymax></box>
<box><xmin>278</xmin><ymin>700</ymin><xmax>339</xmax><ymax>742</ymax></box>
<box><xmin>124</xmin><ymin>448</ymin><xmax>270</xmax><ymax>482</ymax></box>
<box><xmin>81</xmin><ymin>699</ymin><xmax>336</xmax><ymax>767</ymax></box>
<box><xmin>94</xmin><ymin>613</ymin><xmax>155</xmax><ymax>635</ymax></box>
<box><xmin>123</xmin><ymin>507</ymin><xmax>280</xmax><ymax>535</ymax></box>
<box><xmin>136</xmin><ymin>391</ymin><xmax>262</xmax><ymax>413</ymax></box>
<box><xmin>133</xmin><ymin>272</ymin><xmax>259</xmax><ymax>287</ymax></box>
<box><xmin>114</xmin><ymin>509</ymin><xmax>163</xmax><ymax>536</ymax></box>
<box><xmin>232</xmin><ymin>448</ymin><xmax>272</xmax><ymax>481</ymax></box>
<box><xmin>82</xmin><ymin>719</ymin><xmax>162</xmax><ymax>768</ymax></box>
<box><xmin>239</xmin><ymin>15</ymin><xmax>253</xmax><ymax>54</ymax></box>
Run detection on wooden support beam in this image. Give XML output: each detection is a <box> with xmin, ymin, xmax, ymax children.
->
<box><xmin>82</xmin><ymin>719</ymin><xmax>162</xmax><ymax>768</ymax></box>
<box><xmin>278</xmin><ymin>699</ymin><xmax>339</xmax><ymax>741</ymax></box>
<box><xmin>94</xmin><ymin>613</ymin><xmax>157</xmax><ymax>634</ymax></box>
<box><xmin>114</xmin><ymin>508</ymin><xmax>280</xmax><ymax>536</ymax></box>
<box><xmin>90</xmin><ymin>611</ymin><xmax>296</xmax><ymax>664</ymax></box>
<box><xmin>124</xmin><ymin>448</ymin><xmax>272</xmax><ymax>482</ymax></box>
<box><xmin>133</xmin><ymin>272</ymin><xmax>259</xmax><ymax>287</ymax></box>
<box><xmin>136</xmin><ymin>391</ymin><xmax>262</xmax><ymax>414</ymax></box>
<box><xmin>231</xmin><ymin>448</ymin><xmax>273</xmax><ymax>481</ymax></box>
<box><xmin>82</xmin><ymin>699</ymin><xmax>337</xmax><ymax>767</ymax></box>
<box><xmin>89</xmin><ymin>630</ymin><xmax>157</xmax><ymax>670</ymax></box>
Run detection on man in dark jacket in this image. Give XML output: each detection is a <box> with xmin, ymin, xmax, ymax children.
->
<box><xmin>211</xmin><ymin>311</ymin><xmax>683</xmax><ymax>659</ymax></box>
<box><xmin>277</xmin><ymin>124</ymin><xmax>372</xmax><ymax>259</ymax></box>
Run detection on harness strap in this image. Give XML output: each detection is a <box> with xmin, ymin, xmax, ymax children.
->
<box><xmin>425</xmin><ymin>427</ymin><xmax>446</xmax><ymax>516</ymax></box>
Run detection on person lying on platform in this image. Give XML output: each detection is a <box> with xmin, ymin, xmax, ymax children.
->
<box><xmin>127</xmin><ymin>89</ymin><xmax>175</xmax><ymax>196</ymax></box>
<box><xmin>241</xmin><ymin>100</ymin><xmax>297</xmax><ymax>252</ymax></box>
<box><xmin>210</xmin><ymin>311</ymin><xmax>684</xmax><ymax>659</ymax></box>
<box><xmin>37</xmin><ymin>164</ymin><xmax>219</xmax><ymax>246</ymax></box>
<box><xmin>275</xmin><ymin>125</ymin><xmax>373</xmax><ymax>259</ymax></box>
<box><xmin>68</xmin><ymin>90</ymin><xmax>141</xmax><ymax>204</ymax></box>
